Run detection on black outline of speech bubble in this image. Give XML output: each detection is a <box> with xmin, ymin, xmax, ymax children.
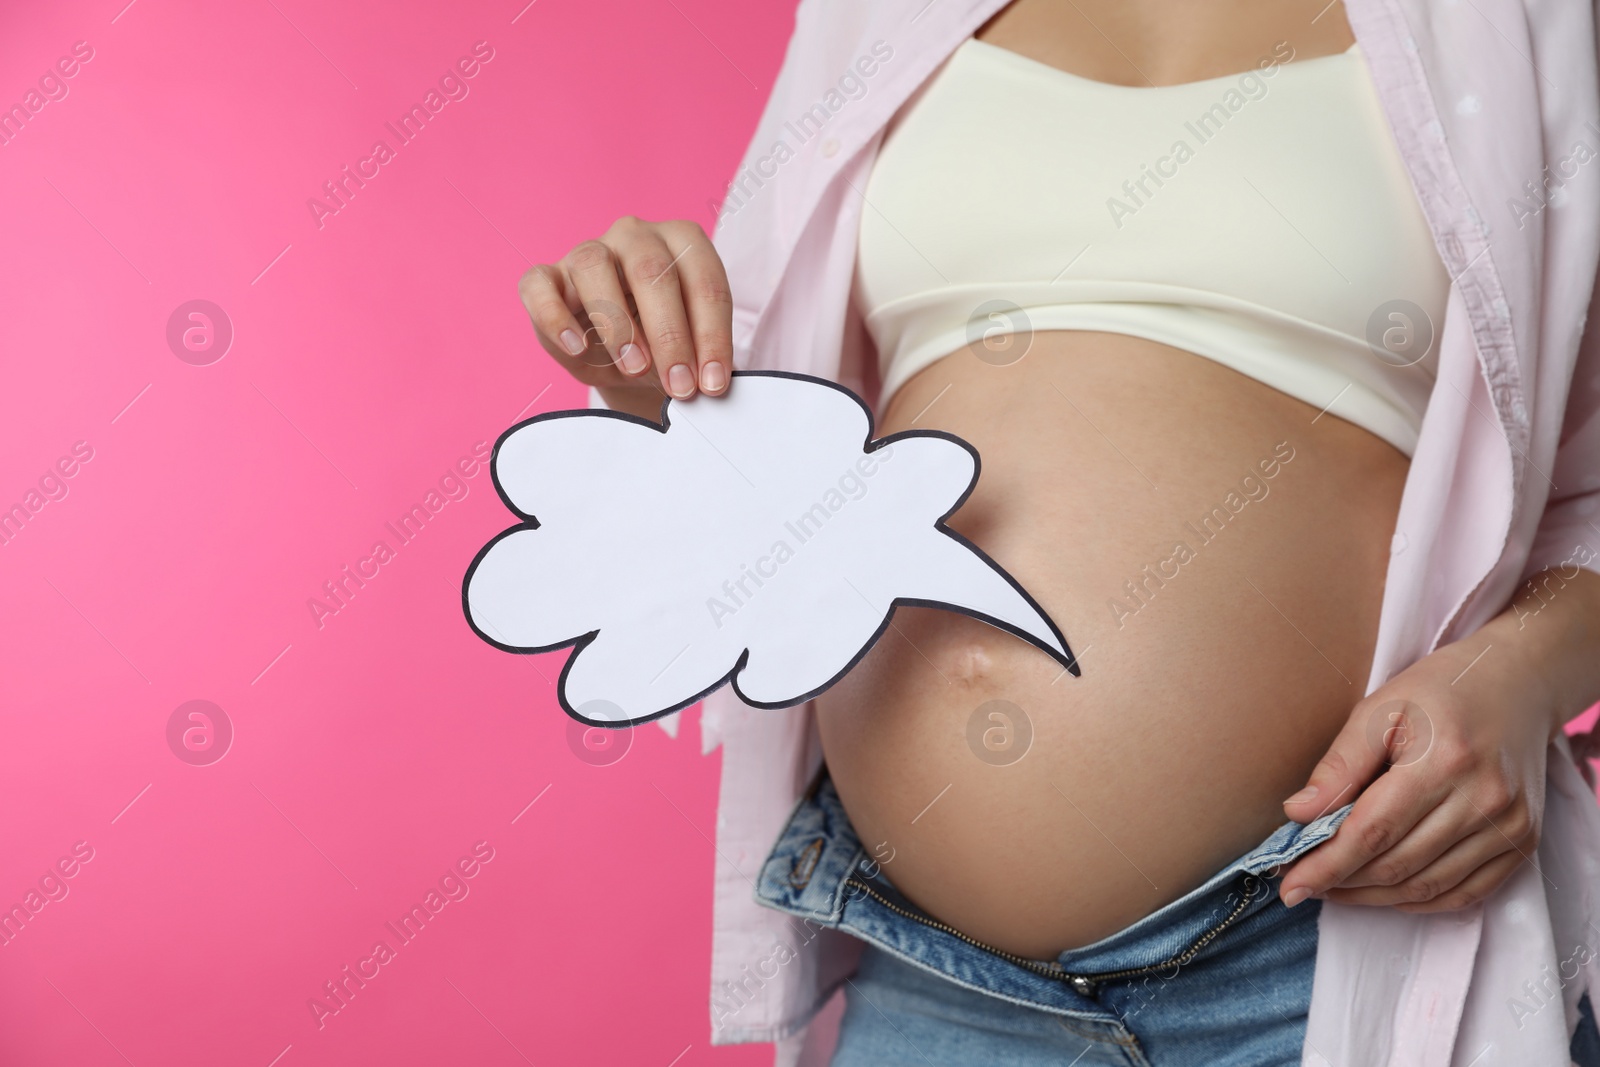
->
<box><xmin>461</xmin><ymin>370</ymin><xmax>1080</xmax><ymax>729</ymax></box>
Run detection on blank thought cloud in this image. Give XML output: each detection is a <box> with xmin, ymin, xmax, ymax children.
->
<box><xmin>463</xmin><ymin>371</ymin><xmax>1077</xmax><ymax>726</ymax></box>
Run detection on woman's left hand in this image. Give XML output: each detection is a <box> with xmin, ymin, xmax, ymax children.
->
<box><xmin>1274</xmin><ymin>587</ymin><xmax>1571</xmax><ymax>913</ymax></box>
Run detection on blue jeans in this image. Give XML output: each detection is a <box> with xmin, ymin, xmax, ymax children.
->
<box><xmin>755</xmin><ymin>772</ymin><xmax>1355</xmax><ymax>1066</ymax></box>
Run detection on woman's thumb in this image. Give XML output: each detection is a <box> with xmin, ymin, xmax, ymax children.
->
<box><xmin>1283</xmin><ymin>701</ymin><xmax>1395</xmax><ymax>820</ymax></box>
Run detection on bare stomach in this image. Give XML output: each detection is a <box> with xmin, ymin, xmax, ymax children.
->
<box><xmin>814</xmin><ymin>331</ymin><xmax>1408</xmax><ymax>959</ymax></box>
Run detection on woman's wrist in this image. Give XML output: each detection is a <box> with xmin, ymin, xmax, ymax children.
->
<box><xmin>1482</xmin><ymin>566</ymin><xmax>1600</xmax><ymax>740</ymax></box>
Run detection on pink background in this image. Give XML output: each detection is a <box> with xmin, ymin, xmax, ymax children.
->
<box><xmin>4</xmin><ymin>3</ymin><xmax>1598</xmax><ymax>1065</ymax></box>
<box><xmin>0</xmin><ymin>1</ymin><xmax>791</xmax><ymax>1063</ymax></box>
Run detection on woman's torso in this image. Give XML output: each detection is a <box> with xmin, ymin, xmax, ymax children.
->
<box><xmin>814</xmin><ymin>0</ymin><xmax>1444</xmax><ymax>959</ymax></box>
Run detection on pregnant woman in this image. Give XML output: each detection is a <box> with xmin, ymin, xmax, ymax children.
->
<box><xmin>521</xmin><ymin>1</ymin><xmax>1600</xmax><ymax>1063</ymax></box>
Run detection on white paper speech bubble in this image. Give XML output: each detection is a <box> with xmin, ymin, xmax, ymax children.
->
<box><xmin>463</xmin><ymin>371</ymin><xmax>1078</xmax><ymax>726</ymax></box>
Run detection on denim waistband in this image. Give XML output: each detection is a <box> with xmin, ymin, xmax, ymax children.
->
<box><xmin>755</xmin><ymin>771</ymin><xmax>1354</xmax><ymax>1020</ymax></box>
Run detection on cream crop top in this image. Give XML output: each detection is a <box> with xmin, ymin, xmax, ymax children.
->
<box><xmin>855</xmin><ymin>39</ymin><xmax>1450</xmax><ymax>456</ymax></box>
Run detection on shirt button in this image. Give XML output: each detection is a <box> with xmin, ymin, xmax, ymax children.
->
<box><xmin>821</xmin><ymin>138</ymin><xmax>840</xmax><ymax>158</ymax></box>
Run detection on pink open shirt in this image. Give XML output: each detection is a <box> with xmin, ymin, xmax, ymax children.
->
<box><xmin>613</xmin><ymin>1</ymin><xmax>1600</xmax><ymax>1062</ymax></box>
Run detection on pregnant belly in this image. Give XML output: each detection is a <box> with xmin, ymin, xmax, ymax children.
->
<box><xmin>814</xmin><ymin>331</ymin><xmax>1409</xmax><ymax>959</ymax></box>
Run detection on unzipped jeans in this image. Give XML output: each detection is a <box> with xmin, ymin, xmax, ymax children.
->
<box><xmin>756</xmin><ymin>771</ymin><xmax>1356</xmax><ymax>1066</ymax></box>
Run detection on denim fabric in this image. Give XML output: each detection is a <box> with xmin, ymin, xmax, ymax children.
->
<box><xmin>755</xmin><ymin>773</ymin><xmax>1355</xmax><ymax>1066</ymax></box>
<box><xmin>1574</xmin><ymin>992</ymin><xmax>1600</xmax><ymax>1067</ymax></box>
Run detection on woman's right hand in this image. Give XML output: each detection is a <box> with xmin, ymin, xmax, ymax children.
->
<box><xmin>518</xmin><ymin>216</ymin><xmax>734</xmax><ymax>420</ymax></box>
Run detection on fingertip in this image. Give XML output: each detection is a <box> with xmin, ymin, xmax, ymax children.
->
<box><xmin>700</xmin><ymin>361</ymin><xmax>728</xmax><ymax>394</ymax></box>
<box><xmin>667</xmin><ymin>363</ymin><xmax>696</xmax><ymax>399</ymax></box>
<box><xmin>618</xmin><ymin>343</ymin><xmax>649</xmax><ymax>377</ymax></box>
<box><xmin>1283</xmin><ymin>787</ymin><xmax>1327</xmax><ymax>821</ymax></box>
<box><xmin>558</xmin><ymin>328</ymin><xmax>587</xmax><ymax>357</ymax></box>
<box><xmin>1284</xmin><ymin>785</ymin><xmax>1320</xmax><ymax>807</ymax></box>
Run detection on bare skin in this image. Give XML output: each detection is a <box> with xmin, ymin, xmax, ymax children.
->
<box><xmin>524</xmin><ymin>0</ymin><xmax>1600</xmax><ymax>963</ymax></box>
<box><xmin>972</xmin><ymin>0</ymin><xmax>1355</xmax><ymax>88</ymax></box>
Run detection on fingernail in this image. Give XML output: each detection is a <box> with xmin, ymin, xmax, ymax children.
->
<box><xmin>701</xmin><ymin>362</ymin><xmax>726</xmax><ymax>392</ymax></box>
<box><xmin>620</xmin><ymin>344</ymin><xmax>648</xmax><ymax>375</ymax></box>
<box><xmin>1282</xmin><ymin>887</ymin><xmax>1311</xmax><ymax>908</ymax></box>
<box><xmin>668</xmin><ymin>363</ymin><xmax>695</xmax><ymax>398</ymax></box>
<box><xmin>1285</xmin><ymin>786</ymin><xmax>1319</xmax><ymax>805</ymax></box>
<box><xmin>559</xmin><ymin>328</ymin><xmax>586</xmax><ymax>356</ymax></box>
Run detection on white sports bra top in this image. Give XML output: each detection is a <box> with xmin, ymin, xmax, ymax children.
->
<box><xmin>855</xmin><ymin>38</ymin><xmax>1449</xmax><ymax>456</ymax></box>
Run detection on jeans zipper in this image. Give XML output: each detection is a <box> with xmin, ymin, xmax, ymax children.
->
<box><xmin>841</xmin><ymin>872</ymin><xmax>1264</xmax><ymax>997</ymax></box>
